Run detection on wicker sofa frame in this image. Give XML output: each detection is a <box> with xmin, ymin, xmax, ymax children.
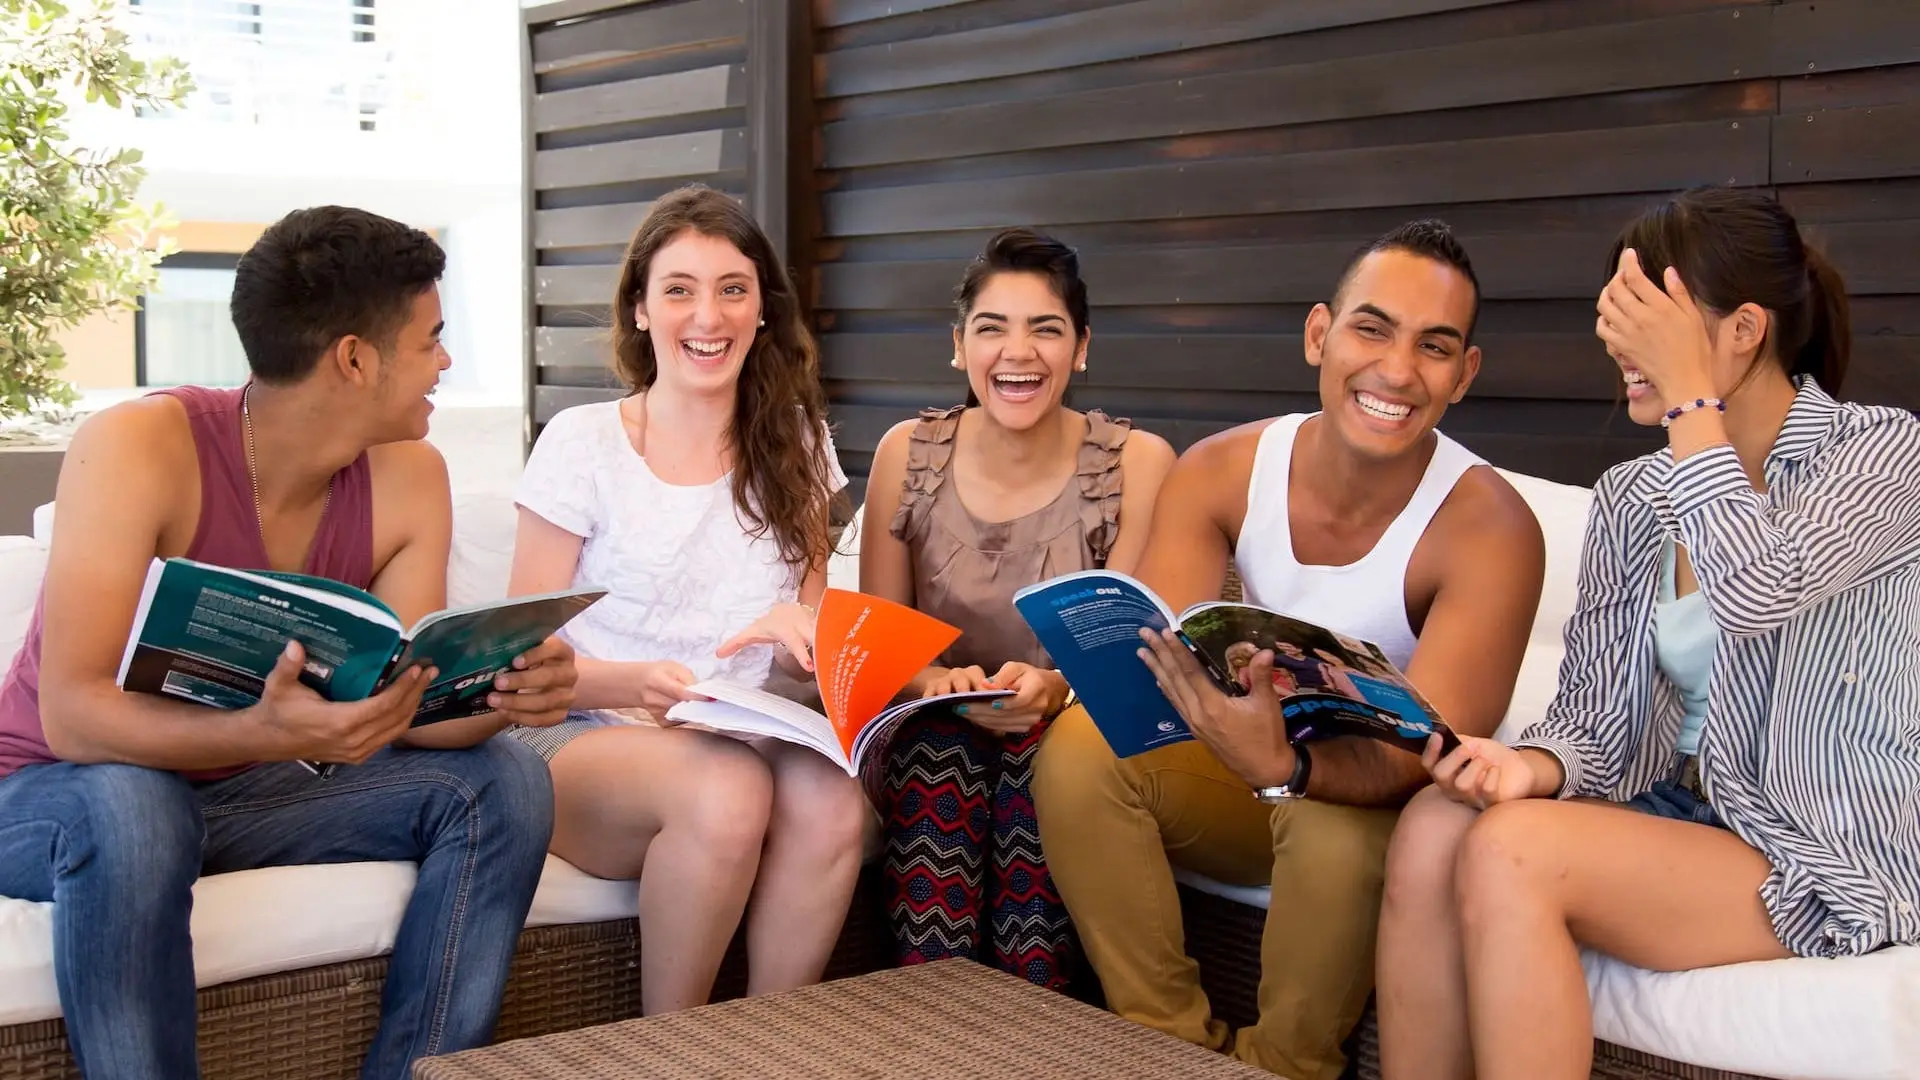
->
<box><xmin>0</xmin><ymin>854</ymin><xmax>1778</xmax><ymax>1080</ymax></box>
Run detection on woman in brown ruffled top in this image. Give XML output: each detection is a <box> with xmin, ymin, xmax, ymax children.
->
<box><xmin>860</xmin><ymin>228</ymin><xmax>1174</xmax><ymax>988</ymax></box>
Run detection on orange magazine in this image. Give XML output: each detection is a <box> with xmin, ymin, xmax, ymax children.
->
<box><xmin>667</xmin><ymin>589</ymin><xmax>1012</xmax><ymax>786</ymax></box>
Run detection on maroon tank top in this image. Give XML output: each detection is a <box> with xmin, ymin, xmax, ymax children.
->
<box><xmin>0</xmin><ymin>384</ymin><xmax>375</xmax><ymax>781</ymax></box>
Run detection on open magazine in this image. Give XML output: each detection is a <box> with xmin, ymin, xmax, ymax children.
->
<box><xmin>666</xmin><ymin>588</ymin><xmax>1011</xmax><ymax>799</ymax></box>
<box><xmin>1012</xmin><ymin>569</ymin><xmax>1458</xmax><ymax>760</ymax></box>
<box><xmin>118</xmin><ymin>558</ymin><xmax>607</xmax><ymax>772</ymax></box>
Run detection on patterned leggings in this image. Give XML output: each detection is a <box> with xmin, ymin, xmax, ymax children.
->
<box><xmin>882</xmin><ymin>708</ymin><xmax>1073</xmax><ymax>989</ymax></box>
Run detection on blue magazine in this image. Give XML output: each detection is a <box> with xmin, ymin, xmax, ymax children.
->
<box><xmin>1012</xmin><ymin>569</ymin><xmax>1459</xmax><ymax>759</ymax></box>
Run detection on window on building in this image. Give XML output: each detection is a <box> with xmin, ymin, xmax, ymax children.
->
<box><xmin>127</xmin><ymin>0</ymin><xmax>385</xmax><ymax>131</ymax></box>
<box><xmin>137</xmin><ymin>254</ymin><xmax>251</xmax><ymax>388</ymax></box>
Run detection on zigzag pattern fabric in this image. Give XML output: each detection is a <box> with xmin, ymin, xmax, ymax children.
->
<box><xmin>882</xmin><ymin>708</ymin><xmax>1073</xmax><ymax>989</ymax></box>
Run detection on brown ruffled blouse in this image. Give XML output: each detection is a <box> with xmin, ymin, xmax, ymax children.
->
<box><xmin>888</xmin><ymin>405</ymin><xmax>1131</xmax><ymax>671</ymax></box>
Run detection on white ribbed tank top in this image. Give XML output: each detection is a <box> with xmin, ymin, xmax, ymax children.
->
<box><xmin>1233</xmin><ymin>414</ymin><xmax>1485</xmax><ymax>669</ymax></box>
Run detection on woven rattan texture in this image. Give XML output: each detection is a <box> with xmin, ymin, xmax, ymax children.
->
<box><xmin>413</xmin><ymin>959</ymin><xmax>1270</xmax><ymax>1079</ymax></box>
<box><xmin>1</xmin><ymin>867</ymin><xmax>893</xmax><ymax>1080</ymax></box>
<box><xmin>0</xmin><ymin>956</ymin><xmax>389</xmax><ymax>1080</ymax></box>
<box><xmin>1178</xmin><ymin>882</ymin><xmax>1265</xmax><ymax>1031</ymax></box>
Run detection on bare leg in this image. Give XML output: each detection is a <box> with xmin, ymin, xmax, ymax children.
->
<box><xmin>1376</xmin><ymin>786</ymin><xmax>1481</xmax><ymax>1080</ymax></box>
<box><xmin>1456</xmin><ymin>799</ymin><xmax>1792</xmax><ymax>1080</ymax></box>
<box><xmin>546</xmin><ymin>725</ymin><xmax>773</xmax><ymax>1015</ymax></box>
<box><xmin>743</xmin><ymin>740</ymin><xmax>870</xmax><ymax>995</ymax></box>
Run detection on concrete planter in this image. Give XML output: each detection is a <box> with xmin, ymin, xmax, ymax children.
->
<box><xmin>0</xmin><ymin>442</ymin><xmax>66</xmax><ymax>537</ymax></box>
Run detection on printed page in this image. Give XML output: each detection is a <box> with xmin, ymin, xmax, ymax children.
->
<box><xmin>1012</xmin><ymin>570</ymin><xmax>1192</xmax><ymax>757</ymax></box>
<box><xmin>812</xmin><ymin>588</ymin><xmax>963</xmax><ymax>758</ymax></box>
<box><xmin>394</xmin><ymin>587</ymin><xmax>606</xmax><ymax>726</ymax></box>
<box><xmin>669</xmin><ymin>694</ymin><xmax>849</xmax><ymax>769</ymax></box>
<box><xmin>1179</xmin><ymin>601</ymin><xmax>1455</xmax><ymax>756</ymax></box>
<box><xmin>118</xmin><ymin>558</ymin><xmax>402</xmax><ymax>707</ymax></box>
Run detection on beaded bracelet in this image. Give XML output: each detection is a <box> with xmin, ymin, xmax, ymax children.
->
<box><xmin>1661</xmin><ymin>397</ymin><xmax>1726</xmax><ymax>428</ymax></box>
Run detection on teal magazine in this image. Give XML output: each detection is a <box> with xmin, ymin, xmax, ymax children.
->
<box><xmin>117</xmin><ymin>557</ymin><xmax>606</xmax><ymax>728</ymax></box>
<box><xmin>1012</xmin><ymin>569</ymin><xmax>1460</xmax><ymax>760</ymax></box>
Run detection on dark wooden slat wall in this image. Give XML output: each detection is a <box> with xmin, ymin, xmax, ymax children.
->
<box><xmin>522</xmin><ymin>0</ymin><xmax>775</xmax><ymax>437</ymax></box>
<box><xmin>805</xmin><ymin>0</ymin><xmax>1920</xmax><ymax>503</ymax></box>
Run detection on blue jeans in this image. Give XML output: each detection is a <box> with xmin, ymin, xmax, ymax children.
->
<box><xmin>1622</xmin><ymin>779</ymin><xmax>1723</xmax><ymax>827</ymax></box>
<box><xmin>0</xmin><ymin>738</ymin><xmax>554</xmax><ymax>1080</ymax></box>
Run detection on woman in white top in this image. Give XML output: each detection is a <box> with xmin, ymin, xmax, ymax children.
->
<box><xmin>504</xmin><ymin>185</ymin><xmax>865</xmax><ymax>1014</ymax></box>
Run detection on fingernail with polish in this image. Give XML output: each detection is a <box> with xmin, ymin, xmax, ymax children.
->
<box><xmin>956</xmin><ymin>706</ymin><xmax>970</xmax><ymax>715</ymax></box>
<box><xmin>991</xmin><ymin>701</ymin><xmax>1004</xmax><ymax>710</ymax></box>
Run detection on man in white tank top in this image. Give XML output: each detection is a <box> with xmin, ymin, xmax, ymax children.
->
<box><xmin>1033</xmin><ymin>222</ymin><xmax>1545</xmax><ymax>1079</ymax></box>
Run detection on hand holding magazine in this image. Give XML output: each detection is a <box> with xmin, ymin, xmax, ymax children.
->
<box><xmin>117</xmin><ymin>558</ymin><xmax>606</xmax><ymax>771</ymax></box>
<box><xmin>666</xmin><ymin>588</ymin><xmax>1011</xmax><ymax>799</ymax></box>
<box><xmin>1012</xmin><ymin>569</ymin><xmax>1459</xmax><ymax>760</ymax></box>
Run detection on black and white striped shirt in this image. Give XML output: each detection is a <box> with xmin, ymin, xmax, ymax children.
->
<box><xmin>1517</xmin><ymin>377</ymin><xmax>1920</xmax><ymax>958</ymax></box>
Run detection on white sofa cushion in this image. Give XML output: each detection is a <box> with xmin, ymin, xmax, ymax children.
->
<box><xmin>0</xmin><ymin>853</ymin><xmax>647</xmax><ymax>1026</ymax></box>
<box><xmin>526</xmin><ymin>854</ymin><xmax>640</xmax><ymax>928</ymax></box>
<box><xmin>1172</xmin><ymin>869</ymin><xmax>1920</xmax><ymax>1080</ymax></box>
<box><xmin>0</xmin><ymin>535</ymin><xmax>46</xmax><ymax>675</ymax></box>
<box><xmin>0</xmin><ymin>861</ymin><xmax>417</xmax><ymax>1026</ymax></box>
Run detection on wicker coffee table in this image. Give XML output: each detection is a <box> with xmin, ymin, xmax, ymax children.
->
<box><xmin>412</xmin><ymin>959</ymin><xmax>1268</xmax><ymax>1078</ymax></box>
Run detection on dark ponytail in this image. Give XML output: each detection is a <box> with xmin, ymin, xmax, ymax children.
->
<box><xmin>1798</xmin><ymin>245</ymin><xmax>1851</xmax><ymax>395</ymax></box>
<box><xmin>953</xmin><ymin>227</ymin><xmax>1091</xmax><ymax>408</ymax></box>
<box><xmin>1606</xmin><ymin>186</ymin><xmax>1851</xmax><ymax>396</ymax></box>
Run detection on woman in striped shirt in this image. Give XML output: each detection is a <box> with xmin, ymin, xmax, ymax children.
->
<box><xmin>1373</xmin><ymin>186</ymin><xmax>1920</xmax><ymax>1080</ymax></box>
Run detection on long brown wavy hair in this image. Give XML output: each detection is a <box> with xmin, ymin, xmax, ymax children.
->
<box><xmin>609</xmin><ymin>185</ymin><xmax>839</xmax><ymax>583</ymax></box>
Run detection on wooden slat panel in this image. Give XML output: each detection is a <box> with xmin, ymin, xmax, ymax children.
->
<box><xmin>823</xmin><ymin>118</ymin><xmax>1769</xmax><ymax>236</ymax></box>
<box><xmin>1772</xmin><ymin>0</ymin><xmax>1920</xmax><ymax>77</ymax></box>
<box><xmin>525</xmin><ymin>0</ymin><xmax>636</xmax><ymax>25</ymax></box>
<box><xmin>809</xmin><ymin>2</ymin><xmax>1920</xmax><ymax>489</ymax></box>
<box><xmin>818</xmin><ymin>231</ymin><xmax>1621</xmax><ymax>310</ymax></box>
<box><xmin>540</xmin><ymin>365</ymin><xmax>626</xmax><ymax>389</ymax></box>
<box><xmin>1774</xmin><ymin>100</ymin><xmax>1920</xmax><ymax>184</ymax></box>
<box><xmin>535</xmin><ymin>327</ymin><xmax>615</xmax><ymax>368</ymax></box>
<box><xmin>536</xmin><ymin>265</ymin><xmax>621</xmax><ymax>307</ymax></box>
<box><xmin>532</xmin><ymin>0</ymin><xmax>747</xmax><ymax>74</ymax></box>
<box><xmin>534</xmin><ymin>127</ymin><xmax>746</xmax><ymax>189</ymax></box>
<box><xmin>819</xmin><ymin>331</ymin><xmax>1620</xmax><ymax>399</ymax></box>
<box><xmin>822</xmin><ymin>7</ymin><xmax>1766</xmax><ymax>168</ymax></box>
<box><xmin>535</xmin><ymin>385</ymin><xmax>625</xmax><ymax>424</ymax></box>
<box><xmin>533</xmin><ymin>63</ymin><xmax>744</xmax><ymax>133</ymax></box>
<box><xmin>816</xmin><ymin>0</ymin><xmax>973</xmax><ymax>29</ymax></box>
<box><xmin>1848</xmin><ymin>335</ymin><xmax>1920</xmax><ymax>408</ymax></box>
<box><xmin>534</xmin><ymin>202</ymin><xmax>657</xmax><ymax>250</ymax></box>
<box><xmin>818</xmin><ymin>0</ymin><xmax>1515</xmax><ymax>98</ymax></box>
<box><xmin>1815</xmin><ymin>219</ymin><xmax>1920</xmax><ymax>294</ymax></box>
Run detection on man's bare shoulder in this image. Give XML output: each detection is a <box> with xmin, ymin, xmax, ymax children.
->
<box><xmin>1177</xmin><ymin>417</ymin><xmax>1276</xmax><ymax>472</ymax></box>
<box><xmin>367</xmin><ymin>439</ymin><xmax>451</xmax><ymax>499</ymax></box>
<box><xmin>1436</xmin><ymin>464</ymin><xmax>1546</xmax><ymax>561</ymax></box>
<box><xmin>62</xmin><ymin>395</ymin><xmax>196</xmax><ymax>483</ymax></box>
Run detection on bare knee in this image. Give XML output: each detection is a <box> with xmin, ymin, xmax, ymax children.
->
<box><xmin>1453</xmin><ymin>799</ymin><xmax>1561</xmax><ymax>930</ymax></box>
<box><xmin>769</xmin><ymin>748</ymin><xmax>868</xmax><ymax>859</ymax></box>
<box><xmin>1382</xmin><ymin>786</ymin><xmax>1480</xmax><ymax>918</ymax></box>
<box><xmin>677</xmin><ymin>737</ymin><xmax>775</xmax><ymax>863</ymax></box>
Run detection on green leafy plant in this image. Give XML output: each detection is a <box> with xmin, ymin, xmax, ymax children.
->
<box><xmin>1</xmin><ymin>0</ymin><xmax>191</xmax><ymax>418</ymax></box>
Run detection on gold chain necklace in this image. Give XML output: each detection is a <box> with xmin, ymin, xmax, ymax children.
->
<box><xmin>242</xmin><ymin>384</ymin><xmax>332</xmax><ymax>550</ymax></box>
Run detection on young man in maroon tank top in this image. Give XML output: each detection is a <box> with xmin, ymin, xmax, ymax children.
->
<box><xmin>0</xmin><ymin>207</ymin><xmax>578</xmax><ymax>1080</ymax></box>
<box><xmin>1033</xmin><ymin>222</ymin><xmax>1546</xmax><ymax>1079</ymax></box>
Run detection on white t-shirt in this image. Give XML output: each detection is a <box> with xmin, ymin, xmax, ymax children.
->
<box><xmin>515</xmin><ymin>400</ymin><xmax>847</xmax><ymax>722</ymax></box>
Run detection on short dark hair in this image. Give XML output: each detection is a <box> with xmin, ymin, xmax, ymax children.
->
<box><xmin>954</xmin><ymin>227</ymin><xmax>1090</xmax><ymax>339</ymax></box>
<box><xmin>1331</xmin><ymin>219</ymin><xmax>1481</xmax><ymax>342</ymax></box>
<box><xmin>230</xmin><ymin>206</ymin><xmax>446</xmax><ymax>384</ymax></box>
<box><xmin>952</xmin><ymin>227</ymin><xmax>1090</xmax><ymax>408</ymax></box>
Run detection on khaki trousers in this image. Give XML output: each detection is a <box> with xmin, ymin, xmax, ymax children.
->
<box><xmin>1032</xmin><ymin>704</ymin><xmax>1399</xmax><ymax>1080</ymax></box>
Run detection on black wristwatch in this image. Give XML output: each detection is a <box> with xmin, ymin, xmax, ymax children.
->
<box><xmin>1253</xmin><ymin>742</ymin><xmax>1312</xmax><ymax>804</ymax></box>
